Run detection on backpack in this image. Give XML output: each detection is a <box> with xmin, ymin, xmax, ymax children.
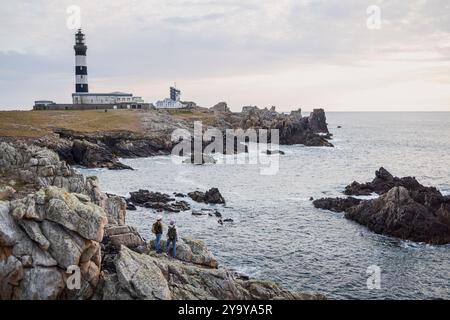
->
<box><xmin>168</xmin><ymin>226</ymin><xmax>177</xmax><ymax>240</ymax></box>
<box><xmin>151</xmin><ymin>222</ymin><xmax>159</xmax><ymax>234</ymax></box>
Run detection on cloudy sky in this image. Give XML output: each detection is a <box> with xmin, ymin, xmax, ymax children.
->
<box><xmin>1</xmin><ymin>0</ymin><xmax>449</xmax><ymax>111</ymax></box>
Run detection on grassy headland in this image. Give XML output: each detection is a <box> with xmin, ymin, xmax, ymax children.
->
<box><xmin>0</xmin><ymin>110</ymin><xmax>145</xmax><ymax>138</ymax></box>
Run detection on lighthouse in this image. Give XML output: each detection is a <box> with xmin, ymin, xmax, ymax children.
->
<box><xmin>35</xmin><ymin>29</ymin><xmax>151</xmax><ymax>110</ymax></box>
<box><xmin>74</xmin><ymin>29</ymin><xmax>88</xmax><ymax>93</ymax></box>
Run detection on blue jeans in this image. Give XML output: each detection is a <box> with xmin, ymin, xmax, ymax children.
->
<box><xmin>166</xmin><ymin>239</ymin><xmax>176</xmax><ymax>257</ymax></box>
<box><xmin>155</xmin><ymin>233</ymin><xmax>162</xmax><ymax>252</ymax></box>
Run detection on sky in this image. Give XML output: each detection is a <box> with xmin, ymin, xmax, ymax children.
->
<box><xmin>0</xmin><ymin>0</ymin><xmax>449</xmax><ymax>111</ymax></box>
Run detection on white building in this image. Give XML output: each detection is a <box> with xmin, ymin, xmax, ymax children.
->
<box><xmin>155</xmin><ymin>98</ymin><xmax>186</xmax><ymax>109</ymax></box>
<box><xmin>72</xmin><ymin>92</ymin><xmax>143</xmax><ymax>105</ymax></box>
<box><xmin>155</xmin><ymin>86</ymin><xmax>187</xmax><ymax>109</ymax></box>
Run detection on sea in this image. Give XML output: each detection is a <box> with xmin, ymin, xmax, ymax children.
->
<box><xmin>79</xmin><ymin>112</ymin><xmax>450</xmax><ymax>300</ymax></box>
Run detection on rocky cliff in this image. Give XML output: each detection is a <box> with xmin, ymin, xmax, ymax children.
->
<box><xmin>20</xmin><ymin>107</ymin><xmax>332</xmax><ymax>170</ymax></box>
<box><xmin>0</xmin><ymin>142</ymin><xmax>323</xmax><ymax>300</ymax></box>
<box><xmin>313</xmin><ymin>168</ymin><xmax>450</xmax><ymax>245</ymax></box>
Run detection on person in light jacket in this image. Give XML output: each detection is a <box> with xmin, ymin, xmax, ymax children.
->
<box><xmin>166</xmin><ymin>219</ymin><xmax>178</xmax><ymax>257</ymax></box>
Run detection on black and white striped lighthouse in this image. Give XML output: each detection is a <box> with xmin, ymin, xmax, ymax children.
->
<box><xmin>74</xmin><ymin>29</ymin><xmax>88</xmax><ymax>93</ymax></box>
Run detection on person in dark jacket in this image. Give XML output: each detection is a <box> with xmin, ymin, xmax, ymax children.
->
<box><xmin>152</xmin><ymin>215</ymin><xmax>163</xmax><ymax>253</ymax></box>
<box><xmin>166</xmin><ymin>219</ymin><xmax>178</xmax><ymax>257</ymax></box>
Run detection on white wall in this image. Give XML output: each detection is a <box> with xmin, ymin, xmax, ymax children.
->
<box><xmin>72</xmin><ymin>94</ymin><xmax>133</xmax><ymax>104</ymax></box>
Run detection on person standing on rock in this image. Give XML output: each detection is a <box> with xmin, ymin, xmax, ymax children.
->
<box><xmin>166</xmin><ymin>219</ymin><xmax>178</xmax><ymax>257</ymax></box>
<box><xmin>152</xmin><ymin>215</ymin><xmax>163</xmax><ymax>253</ymax></box>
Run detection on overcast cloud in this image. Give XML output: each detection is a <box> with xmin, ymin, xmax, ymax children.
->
<box><xmin>0</xmin><ymin>0</ymin><xmax>449</xmax><ymax>111</ymax></box>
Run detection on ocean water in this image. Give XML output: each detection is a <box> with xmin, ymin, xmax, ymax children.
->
<box><xmin>79</xmin><ymin>112</ymin><xmax>450</xmax><ymax>300</ymax></box>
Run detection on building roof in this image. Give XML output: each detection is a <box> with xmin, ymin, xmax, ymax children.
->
<box><xmin>34</xmin><ymin>100</ymin><xmax>55</xmax><ymax>104</ymax></box>
<box><xmin>72</xmin><ymin>92</ymin><xmax>132</xmax><ymax>97</ymax></box>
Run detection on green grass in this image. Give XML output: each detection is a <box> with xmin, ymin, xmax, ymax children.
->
<box><xmin>0</xmin><ymin>110</ymin><xmax>144</xmax><ymax>138</ymax></box>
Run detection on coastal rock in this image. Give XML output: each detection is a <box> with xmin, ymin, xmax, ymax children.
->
<box><xmin>343</xmin><ymin>167</ymin><xmax>439</xmax><ymax>197</ymax></box>
<box><xmin>104</xmin><ymin>195</ymin><xmax>127</xmax><ymax>225</ymax></box>
<box><xmin>0</xmin><ymin>186</ymin><xmax>16</xmax><ymax>201</ymax></box>
<box><xmin>72</xmin><ymin>139</ymin><xmax>133</xmax><ymax>170</ymax></box>
<box><xmin>44</xmin><ymin>187</ymin><xmax>108</xmax><ymax>242</ymax></box>
<box><xmin>104</xmin><ymin>225</ymin><xmax>145</xmax><ymax>250</ymax></box>
<box><xmin>0</xmin><ymin>185</ymin><xmax>107</xmax><ymax>299</ymax></box>
<box><xmin>18</xmin><ymin>267</ymin><xmax>65</xmax><ymax>300</ymax></box>
<box><xmin>313</xmin><ymin>197</ymin><xmax>362</xmax><ymax>213</ymax></box>
<box><xmin>127</xmin><ymin>190</ymin><xmax>190</xmax><ymax>212</ymax></box>
<box><xmin>1</xmin><ymin>141</ymin><xmax>324</xmax><ymax>300</ymax></box>
<box><xmin>308</xmin><ymin>109</ymin><xmax>329</xmax><ymax>134</ymax></box>
<box><xmin>149</xmin><ymin>237</ymin><xmax>218</xmax><ymax>268</ymax></box>
<box><xmin>0</xmin><ymin>142</ymin><xmax>87</xmax><ymax>195</ymax></box>
<box><xmin>316</xmin><ymin>168</ymin><xmax>450</xmax><ymax>244</ymax></box>
<box><xmin>17</xmin><ymin>219</ymin><xmax>50</xmax><ymax>250</ymax></box>
<box><xmin>144</xmin><ymin>200</ymin><xmax>190</xmax><ymax>213</ymax></box>
<box><xmin>345</xmin><ymin>186</ymin><xmax>450</xmax><ymax>244</ymax></box>
<box><xmin>238</xmin><ymin>107</ymin><xmax>333</xmax><ymax>147</ymax></box>
<box><xmin>188</xmin><ymin>188</ymin><xmax>225</xmax><ymax>204</ymax></box>
<box><xmin>0</xmin><ymin>255</ymin><xmax>24</xmax><ymax>299</ymax></box>
<box><xmin>129</xmin><ymin>190</ymin><xmax>174</xmax><ymax>205</ymax></box>
<box><xmin>40</xmin><ymin>220</ymin><xmax>89</xmax><ymax>268</ymax></box>
<box><xmin>210</xmin><ymin>102</ymin><xmax>231</xmax><ymax>113</ymax></box>
<box><xmin>99</xmin><ymin>246</ymin><xmax>323</xmax><ymax>300</ymax></box>
<box><xmin>48</xmin><ymin>129</ymin><xmax>171</xmax><ymax>169</ymax></box>
<box><xmin>111</xmin><ymin>246</ymin><xmax>172</xmax><ymax>300</ymax></box>
<box><xmin>0</xmin><ymin>201</ymin><xmax>21</xmax><ymax>246</ymax></box>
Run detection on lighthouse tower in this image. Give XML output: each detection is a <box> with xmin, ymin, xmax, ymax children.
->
<box><xmin>74</xmin><ymin>29</ymin><xmax>88</xmax><ymax>93</ymax></box>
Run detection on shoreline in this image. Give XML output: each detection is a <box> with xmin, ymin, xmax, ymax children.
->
<box><xmin>0</xmin><ymin>140</ymin><xmax>326</xmax><ymax>300</ymax></box>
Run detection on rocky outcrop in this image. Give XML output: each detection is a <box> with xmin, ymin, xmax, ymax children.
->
<box><xmin>97</xmin><ymin>246</ymin><xmax>323</xmax><ymax>300</ymax></box>
<box><xmin>0</xmin><ymin>142</ymin><xmax>88</xmax><ymax>197</ymax></box>
<box><xmin>188</xmin><ymin>188</ymin><xmax>225</xmax><ymax>204</ymax></box>
<box><xmin>314</xmin><ymin>168</ymin><xmax>450</xmax><ymax>244</ymax></box>
<box><xmin>35</xmin><ymin>129</ymin><xmax>172</xmax><ymax>170</ymax></box>
<box><xmin>313</xmin><ymin>197</ymin><xmax>362</xmax><ymax>213</ymax></box>
<box><xmin>127</xmin><ymin>190</ymin><xmax>190</xmax><ymax>212</ymax></box>
<box><xmin>238</xmin><ymin>107</ymin><xmax>333</xmax><ymax>147</ymax></box>
<box><xmin>1</xmin><ymin>141</ymin><xmax>324</xmax><ymax>300</ymax></box>
<box><xmin>104</xmin><ymin>194</ymin><xmax>127</xmax><ymax>226</ymax></box>
<box><xmin>149</xmin><ymin>237</ymin><xmax>219</xmax><ymax>268</ymax></box>
<box><xmin>346</xmin><ymin>187</ymin><xmax>450</xmax><ymax>244</ymax></box>
<box><xmin>308</xmin><ymin>109</ymin><xmax>329</xmax><ymax>134</ymax></box>
<box><xmin>0</xmin><ymin>186</ymin><xmax>107</xmax><ymax>300</ymax></box>
<box><xmin>343</xmin><ymin>167</ymin><xmax>438</xmax><ymax>196</ymax></box>
<box><xmin>210</xmin><ymin>102</ymin><xmax>231</xmax><ymax>113</ymax></box>
<box><xmin>71</xmin><ymin>139</ymin><xmax>133</xmax><ymax>170</ymax></box>
<box><xmin>26</xmin><ymin>107</ymin><xmax>332</xmax><ymax>170</ymax></box>
<box><xmin>103</xmin><ymin>225</ymin><xmax>145</xmax><ymax>250</ymax></box>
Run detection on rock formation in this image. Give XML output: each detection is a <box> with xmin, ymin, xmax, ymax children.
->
<box><xmin>345</xmin><ymin>186</ymin><xmax>450</xmax><ymax>244</ymax></box>
<box><xmin>210</xmin><ymin>102</ymin><xmax>231</xmax><ymax>113</ymax></box>
<box><xmin>96</xmin><ymin>246</ymin><xmax>324</xmax><ymax>300</ymax></box>
<box><xmin>35</xmin><ymin>129</ymin><xmax>172</xmax><ymax>170</ymax></box>
<box><xmin>188</xmin><ymin>188</ymin><xmax>225</xmax><ymax>204</ymax></box>
<box><xmin>313</xmin><ymin>197</ymin><xmax>362</xmax><ymax>213</ymax></box>
<box><xmin>314</xmin><ymin>168</ymin><xmax>450</xmax><ymax>245</ymax></box>
<box><xmin>26</xmin><ymin>107</ymin><xmax>332</xmax><ymax>170</ymax></box>
<box><xmin>127</xmin><ymin>189</ymin><xmax>190</xmax><ymax>212</ymax></box>
<box><xmin>1</xmin><ymin>141</ymin><xmax>323</xmax><ymax>300</ymax></box>
<box><xmin>0</xmin><ymin>186</ymin><xmax>107</xmax><ymax>299</ymax></box>
<box><xmin>238</xmin><ymin>108</ymin><xmax>333</xmax><ymax>147</ymax></box>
